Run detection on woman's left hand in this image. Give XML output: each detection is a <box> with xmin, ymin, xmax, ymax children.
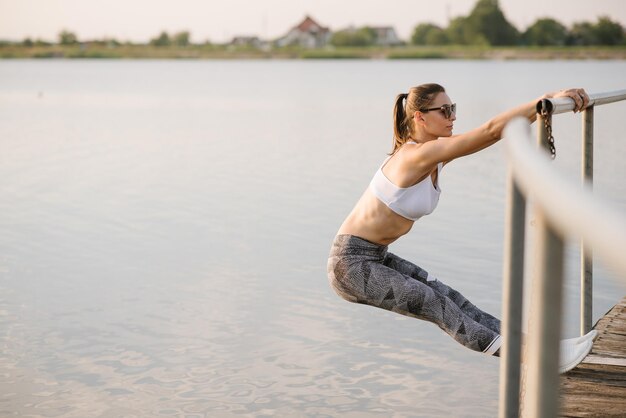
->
<box><xmin>550</xmin><ymin>88</ymin><xmax>590</xmax><ymax>113</ymax></box>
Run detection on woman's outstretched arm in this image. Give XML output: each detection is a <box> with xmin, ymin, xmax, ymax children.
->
<box><xmin>419</xmin><ymin>88</ymin><xmax>589</xmax><ymax>165</ymax></box>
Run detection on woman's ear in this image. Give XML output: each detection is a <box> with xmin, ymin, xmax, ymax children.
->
<box><xmin>413</xmin><ymin>111</ymin><xmax>424</xmax><ymax>125</ymax></box>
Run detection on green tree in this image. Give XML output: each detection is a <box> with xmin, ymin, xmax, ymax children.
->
<box><xmin>411</xmin><ymin>23</ymin><xmax>449</xmax><ymax>45</ymax></box>
<box><xmin>361</xmin><ymin>27</ymin><xmax>377</xmax><ymax>44</ymax></box>
<box><xmin>150</xmin><ymin>31</ymin><xmax>171</xmax><ymax>47</ymax></box>
<box><xmin>465</xmin><ymin>0</ymin><xmax>520</xmax><ymax>45</ymax></box>
<box><xmin>22</xmin><ymin>37</ymin><xmax>34</xmax><ymax>47</ymax></box>
<box><xmin>446</xmin><ymin>17</ymin><xmax>468</xmax><ymax>44</ymax></box>
<box><xmin>593</xmin><ymin>16</ymin><xmax>624</xmax><ymax>45</ymax></box>
<box><xmin>445</xmin><ymin>16</ymin><xmax>488</xmax><ymax>45</ymax></box>
<box><xmin>58</xmin><ymin>30</ymin><xmax>78</xmax><ymax>45</ymax></box>
<box><xmin>426</xmin><ymin>29</ymin><xmax>449</xmax><ymax>46</ymax></box>
<box><xmin>173</xmin><ymin>31</ymin><xmax>191</xmax><ymax>46</ymax></box>
<box><xmin>567</xmin><ymin>22</ymin><xmax>597</xmax><ymax>45</ymax></box>
<box><xmin>330</xmin><ymin>27</ymin><xmax>376</xmax><ymax>47</ymax></box>
<box><xmin>523</xmin><ymin>18</ymin><xmax>568</xmax><ymax>46</ymax></box>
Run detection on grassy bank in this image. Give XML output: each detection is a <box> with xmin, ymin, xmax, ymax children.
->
<box><xmin>1</xmin><ymin>43</ymin><xmax>626</xmax><ymax>60</ymax></box>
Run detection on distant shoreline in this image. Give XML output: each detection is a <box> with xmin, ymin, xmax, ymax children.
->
<box><xmin>2</xmin><ymin>44</ymin><xmax>626</xmax><ymax>60</ymax></box>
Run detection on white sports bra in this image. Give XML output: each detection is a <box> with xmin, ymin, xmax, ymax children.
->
<box><xmin>369</xmin><ymin>143</ymin><xmax>442</xmax><ymax>221</ymax></box>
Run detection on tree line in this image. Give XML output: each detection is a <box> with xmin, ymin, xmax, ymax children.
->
<box><xmin>332</xmin><ymin>0</ymin><xmax>624</xmax><ymax>47</ymax></box>
<box><xmin>16</xmin><ymin>30</ymin><xmax>207</xmax><ymax>48</ymax></box>
<box><xmin>410</xmin><ymin>0</ymin><xmax>624</xmax><ymax>47</ymax></box>
<box><xmin>12</xmin><ymin>0</ymin><xmax>626</xmax><ymax>48</ymax></box>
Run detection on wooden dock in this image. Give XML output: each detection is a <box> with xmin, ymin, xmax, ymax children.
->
<box><xmin>560</xmin><ymin>296</ymin><xmax>626</xmax><ymax>417</ymax></box>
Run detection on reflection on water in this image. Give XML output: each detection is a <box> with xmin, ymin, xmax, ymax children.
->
<box><xmin>1</xmin><ymin>60</ymin><xmax>625</xmax><ymax>417</ymax></box>
<box><xmin>0</xmin><ymin>269</ymin><xmax>497</xmax><ymax>417</ymax></box>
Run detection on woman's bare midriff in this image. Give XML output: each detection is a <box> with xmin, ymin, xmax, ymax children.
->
<box><xmin>336</xmin><ymin>188</ymin><xmax>414</xmax><ymax>246</ymax></box>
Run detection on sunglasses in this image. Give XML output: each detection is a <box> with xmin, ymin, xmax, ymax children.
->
<box><xmin>421</xmin><ymin>103</ymin><xmax>456</xmax><ymax>119</ymax></box>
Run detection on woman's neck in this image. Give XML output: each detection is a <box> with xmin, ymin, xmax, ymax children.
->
<box><xmin>410</xmin><ymin>134</ymin><xmax>438</xmax><ymax>144</ymax></box>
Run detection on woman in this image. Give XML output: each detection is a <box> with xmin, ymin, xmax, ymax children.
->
<box><xmin>327</xmin><ymin>83</ymin><xmax>595</xmax><ymax>373</ymax></box>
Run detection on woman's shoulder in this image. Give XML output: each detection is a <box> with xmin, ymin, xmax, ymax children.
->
<box><xmin>380</xmin><ymin>142</ymin><xmax>436</xmax><ymax>182</ymax></box>
<box><xmin>403</xmin><ymin>139</ymin><xmax>452</xmax><ymax>168</ymax></box>
<box><xmin>397</xmin><ymin>141</ymin><xmax>432</xmax><ymax>168</ymax></box>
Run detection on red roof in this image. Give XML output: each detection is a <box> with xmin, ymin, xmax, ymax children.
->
<box><xmin>294</xmin><ymin>15</ymin><xmax>328</xmax><ymax>33</ymax></box>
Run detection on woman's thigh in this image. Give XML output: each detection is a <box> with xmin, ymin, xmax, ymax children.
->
<box><xmin>383</xmin><ymin>251</ymin><xmax>501</xmax><ymax>333</ymax></box>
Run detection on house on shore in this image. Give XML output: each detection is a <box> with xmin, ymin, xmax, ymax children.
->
<box><xmin>276</xmin><ymin>15</ymin><xmax>331</xmax><ymax>48</ymax></box>
<box><xmin>370</xmin><ymin>26</ymin><xmax>403</xmax><ymax>46</ymax></box>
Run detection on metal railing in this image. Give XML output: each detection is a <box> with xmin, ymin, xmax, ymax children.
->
<box><xmin>498</xmin><ymin>90</ymin><xmax>626</xmax><ymax>418</ymax></box>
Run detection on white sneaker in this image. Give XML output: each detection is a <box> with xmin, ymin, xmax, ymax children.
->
<box><xmin>578</xmin><ymin>330</ymin><xmax>598</xmax><ymax>344</ymax></box>
<box><xmin>560</xmin><ymin>330</ymin><xmax>598</xmax><ymax>347</ymax></box>
<box><xmin>559</xmin><ymin>338</ymin><xmax>593</xmax><ymax>374</ymax></box>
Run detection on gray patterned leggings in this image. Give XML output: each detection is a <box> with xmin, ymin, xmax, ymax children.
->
<box><xmin>327</xmin><ymin>234</ymin><xmax>502</xmax><ymax>355</ymax></box>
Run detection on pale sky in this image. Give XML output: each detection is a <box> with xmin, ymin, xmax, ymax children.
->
<box><xmin>1</xmin><ymin>0</ymin><xmax>625</xmax><ymax>43</ymax></box>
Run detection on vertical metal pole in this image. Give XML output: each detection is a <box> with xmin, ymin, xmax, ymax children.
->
<box><xmin>499</xmin><ymin>177</ymin><xmax>526</xmax><ymax>418</ymax></box>
<box><xmin>537</xmin><ymin>106</ymin><xmax>550</xmax><ymax>150</ymax></box>
<box><xmin>519</xmin><ymin>106</ymin><xmax>553</xmax><ymax>415</ymax></box>
<box><xmin>581</xmin><ymin>107</ymin><xmax>594</xmax><ymax>335</ymax></box>
<box><xmin>526</xmin><ymin>211</ymin><xmax>565</xmax><ymax>418</ymax></box>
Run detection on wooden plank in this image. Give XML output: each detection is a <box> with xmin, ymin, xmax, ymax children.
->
<box><xmin>582</xmin><ymin>355</ymin><xmax>626</xmax><ymax>367</ymax></box>
<box><xmin>559</xmin><ymin>296</ymin><xmax>626</xmax><ymax>417</ymax></box>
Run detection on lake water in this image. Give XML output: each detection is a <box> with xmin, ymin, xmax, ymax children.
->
<box><xmin>1</xmin><ymin>59</ymin><xmax>625</xmax><ymax>417</ymax></box>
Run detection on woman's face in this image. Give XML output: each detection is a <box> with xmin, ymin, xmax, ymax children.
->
<box><xmin>419</xmin><ymin>92</ymin><xmax>456</xmax><ymax>138</ymax></box>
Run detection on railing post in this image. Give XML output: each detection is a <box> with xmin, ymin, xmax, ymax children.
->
<box><xmin>581</xmin><ymin>106</ymin><xmax>594</xmax><ymax>335</ymax></box>
<box><xmin>537</xmin><ymin>100</ymin><xmax>552</xmax><ymax>151</ymax></box>
<box><xmin>526</xmin><ymin>210</ymin><xmax>565</xmax><ymax>418</ymax></box>
<box><xmin>499</xmin><ymin>176</ymin><xmax>526</xmax><ymax>418</ymax></box>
